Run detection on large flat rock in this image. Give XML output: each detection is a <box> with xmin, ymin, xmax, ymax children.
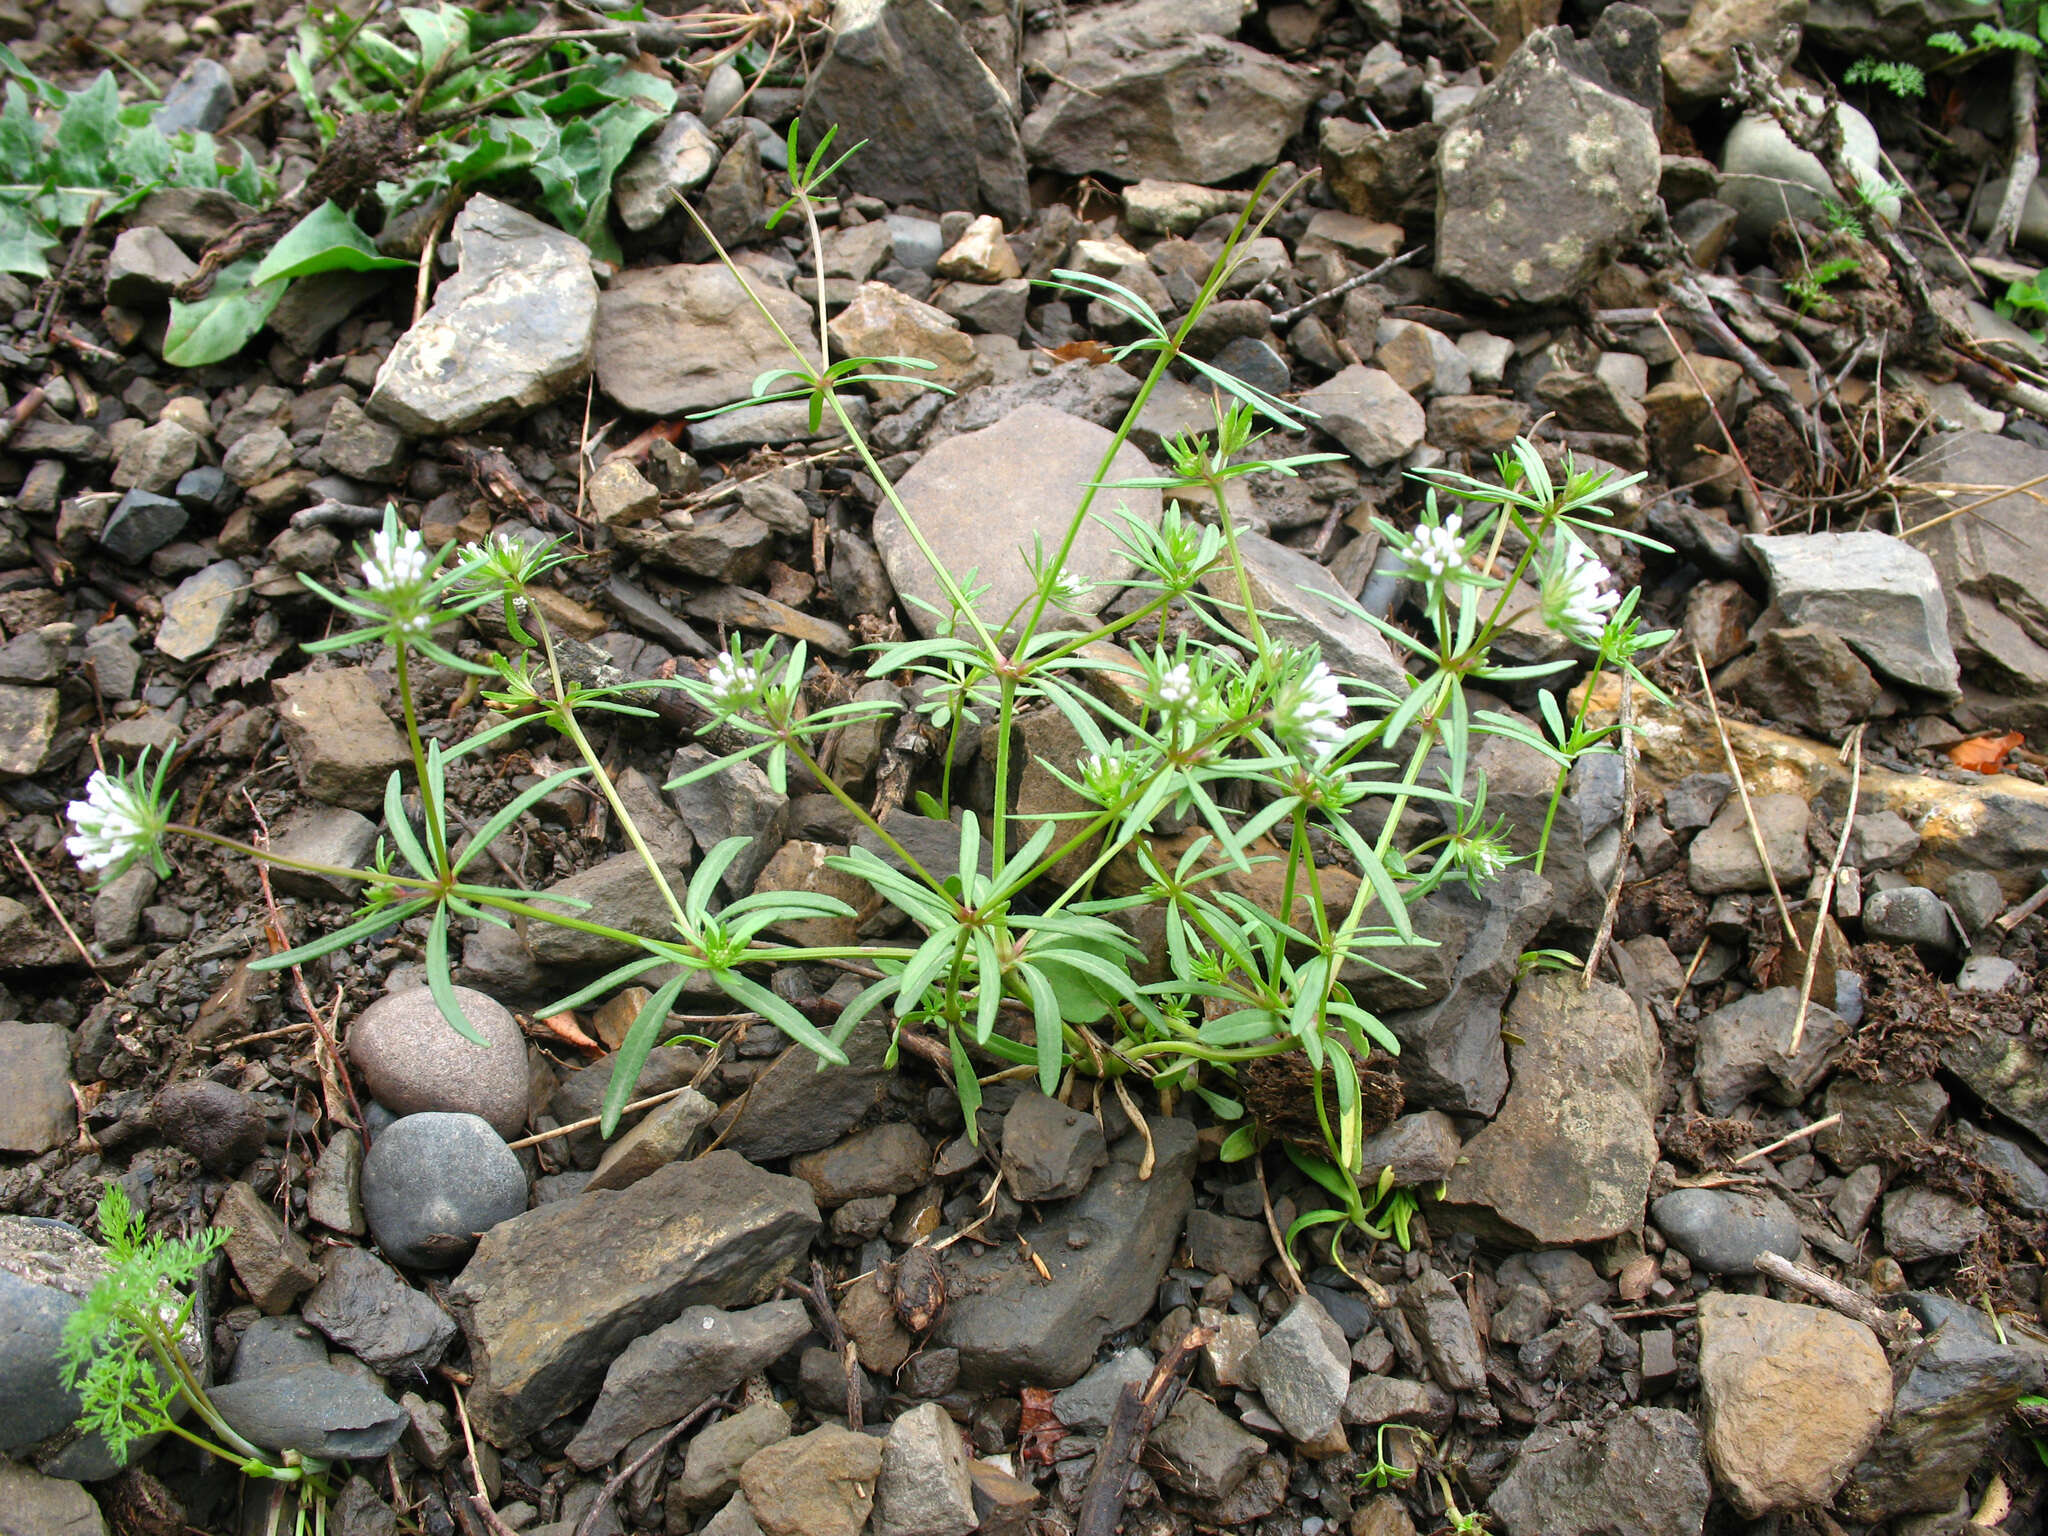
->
<box><xmin>448</xmin><ymin>1151</ymin><xmax>818</xmax><ymax>1443</ymax></box>
<box><xmin>593</xmin><ymin>263</ymin><xmax>820</xmax><ymax>417</ymax></box>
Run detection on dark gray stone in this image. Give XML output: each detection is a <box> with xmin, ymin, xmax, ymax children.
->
<box><xmin>998</xmin><ymin>1091</ymin><xmax>1106</xmax><ymax>1203</ymax></box>
<box><xmin>940</xmin><ymin>1117</ymin><xmax>1195</xmax><ymax>1389</ymax></box>
<box><xmin>1489</xmin><ymin>1407</ymin><xmax>1712</xmax><ymax>1536</ymax></box>
<box><xmin>1863</xmin><ymin>887</ymin><xmax>1958</xmax><ymax>952</ymax></box>
<box><xmin>154</xmin><ymin>58</ymin><xmax>235</xmax><ymax>134</ymax></box>
<box><xmin>1242</xmin><ymin>1292</ymin><xmax>1351</xmax><ymax>1441</ymax></box>
<box><xmin>209</xmin><ymin>1362</ymin><xmax>407</xmax><ymax>1461</ymax></box>
<box><xmin>1050</xmin><ymin>1346</ymin><xmax>1153</xmax><ymax>1431</ymax></box>
<box><xmin>1147</xmin><ymin>1390</ymin><xmax>1262</xmax><ymax>1500</ymax></box>
<box><xmin>360</xmin><ymin>1112</ymin><xmax>528</xmax><ymax>1270</ymax></box>
<box><xmin>152</xmin><ymin>1079</ymin><xmax>267</xmax><ymax>1171</ymax></box>
<box><xmin>1694</xmin><ymin>987</ymin><xmax>1848</xmax><ymax>1116</ymax></box>
<box><xmin>99</xmin><ymin>489</ymin><xmax>188</xmax><ymax>564</ymax></box>
<box><xmin>1399</xmin><ymin>1268</ymin><xmax>1485</xmax><ymax>1392</ymax></box>
<box><xmin>1651</xmin><ymin>1187</ymin><xmax>1802</xmax><ymax>1275</ymax></box>
<box><xmin>1747</xmin><ymin>531</ymin><xmax>1959</xmax><ymax>695</ymax></box>
<box><xmin>1882</xmin><ymin>1186</ymin><xmax>1990</xmax><ymax>1263</ymax></box>
<box><xmin>301</xmin><ymin>1247</ymin><xmax>457</xmax><ymax>1376</ymax></box>
<box><xmin>448</xmin><ymin>1151</ymin><xmax>818</xmax><ymax>1443</ymax></box>
<box><xmin>664</xmin><ymin>746</ymin><xmax>787</xmax><ymax>897</ymax></box>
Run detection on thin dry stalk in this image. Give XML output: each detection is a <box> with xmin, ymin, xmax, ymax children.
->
<box><xmin>1987</xmin><ymin>53</ymin><xmax>2041</xmax><ymax>258</ymax></box>
<box><xmin>1899</xmin><ymin>469</ymin><xmax>2048</xmax><ymax>539</ymax></box>
<box><xmin>7</xmin><ymin>840</ymin><xmax>103</xmax><ymax>976</ymax></box>
<box><xmin>1790</xmin><ymin>725</ymin><xmax>1863</xmax><ymax>1055</ymax></box>
<box><xmin>1752</xmin><ymin>1251</ymin><xmax>1920</xmax><ymax>1345</ymax></box>
<box><xmin>1693</xmin><ymin>646</ymin><xmax>1804</xmax><ymax>954</ymax></box>
<box><xmin>1654</xmin><ymin>310</ymin><xmax>1770</xmax><ymax>532</ymax></box>
<box><xmin>1581</xmin><ymin>672</ymin><xmax>1636</xmax><ymax>988</ymax></box>
<box><xmin>1733</xmin><ymin>1111</ymin><xmax>1842</xmax><ymax>1166</ymax></box>
<box><xmin>451</xmin><ymin>1384</ymin><xmax>523</xmax><ymax>1536</ymax></box>
<box><xmin>1256</xmin><ymin>1151</ymin><xmax>1305</xmax><ymax>1295</ymax></box>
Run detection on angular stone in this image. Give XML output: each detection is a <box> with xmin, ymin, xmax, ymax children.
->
<box><xmin>350</xmin><ymin>985</ymin><xmax>531</xmax><ymax>1140</ymax></box>
<box><xmin>1198</xmin><ymin>527</ymin><xmax>1405</xmax><ymax>693</ymax></box>
<box><xmin>881</xmin><ymin>402</ymin><xmax>1160</xmax><ymax>637</ymax></box>
<box><xmin>1693</xmin><ymin>986</ymin><xmax>1848</xmax><ymax>1115</ymax></box>
<box><xmin>1882</xmin><ymin>1185</ymin><xmax>1990</xmax><ymax>1263</ymax></box>
<box><xmin>616</xmin><ymin>111</ymin><xmax>719</xmax><ymax>231</ymax></box>
<box><xmin>829</xmin><ymin>282</ymin><xmax>992</xmax><ymax>407</ymax></box>
<box><xmin>804</xmin><ymin>0</ymin><xmax>1028</xmax><ymax>222</ymax></box>
<box><xmin>209</xmin><ymin>1361</ymin><xmax>407</xmax><ymax>1461</ymax></box>
<box><xmin>874</xmin><ymin>1400</ymin><xmax>976</xmax><ymax>1536</ymax></box>
<box><xmin>0</xmin><ymin>1460</ymin><xmax>107</xmax><ymax>1536</ymax></box>
<box><xmin>0</xmin><ymin>685</ymin><xmax>58</xmax><ymax>780</ymax></box>
<box><xmin>587</xmin><ymin>1089</ymin><xmax>716</xmax><ymax>1193</ymax></box>
<box><xmin>1052</xmin><ymin>1347</ymin><xmax>1154</xmax><ymax>1431</ymax></box>
<box><xmin>1687</xmin><ymin>794</ymin><xmax>1811</xmax><ymax>895</ymax></box>
<box><xmin>998</xmin><ymin>1091</ymin><xmax>1106</xmax><ymax>1202</ymax></box>
<box><xmin>740</xmin><ymin>1424</ymin><xmax>885</xmax><ymax>1536</ymax></box>
<box><xmin>1297</xmin><ymin>365</ymin><xmax>1424</xmax><ymax>469</ymax></box>
<box><xmin>594</xmin><ymin>263</ymin><xmax>819</xmax><ymax>417</ymax></box>
<box><xmin>273</xmin><ymin>668</ymin><xmax>409</xmax><ymax>812</ymax></box>
<box><xmin>1721</xmin><ymin>625</ymin><xmax>1881</xmax><ymax>739</ymax></box>
<box><xmin>371</xmin><ymin>196</ymin><xmax>596</xmax><ymax>435</ymax></box>
<box><xmin>449</xmin><ymin>1152</ymin><xmax>819</xmax><ymax>1443</ymax></box>
<box><xmin>1945</xmin><ymin>1027</ymin><xmax>2048</xmax><ymax>1142</ymax></box>
<box><xmin>665</xmin><ymin>744</ymin><xmax>787</xmax><ymax>897</ymax></box>
<box><xmin>524</xmin><ymin>841</ymin><xmax>692</xmax><ymax>968</ymax></box>
<box><xmin>1746</xmin><ymin>531</ymin><xmax>1959</xmax><ymax>695</ymax></box>
<box><xmin>1435</xmin><ymin>29</ymin><xmax>1658</xmax><ymax>304</ymax></box>
<box><xmin>1241</xmin><ymin>1292</ymin><xmax>1351</xmax><ymax>1442</ymax></box>
<box><xmin>217</xmin><ymin>1180</ymin><xmax>321</xmax><ymax>1314</ymax></box>
<box><xmin>301</xmin><ymin>1247</ymin><xmax>456</xmax><ymax>1377</ymax></box>
<box><xmin>155</xmin><ymin>558</ymin><xmax>247</xmax><ymax>661</ymax></box>
<box><xmin>111</xmin><ymin>420</ymin><xmax>201</xmax><ymax>494</ymax></box>
<box><xmin>588</xmin><ymin>459</ymin><xmax>662</xmax><ymax>527</ymax></box>
<box><xmin>308</xmin><ymin>1128</ymin><xmax>366</xmax><ymax>1235</ymax></box>
<box><xmin>1488</xmin><ymin>1407</ymin><xmax>1712</xmax><ymax>1536</ymax></box>
<box><xmin>266</xmin><ymin>805</ymin><xmax>379</xmax><ymax>903</ymax></box>
<box><xmin>1697</xmin><ymin>1293</ymin><xmax>1892</xmax><ymax>1518</ymax></box>
<box><xmin>105</xmin><ymin>225</ymin><xmax>196</xmax><ymax>304</ymax></box>
<box><xmin>715</xmin><ymin>1015</ymin><xmax>896</xmax><ymax>1161</ymax></box>
<box><xmin>1148</xmin><ymin>1390</ymin><xmax>1262</xmax><ymax>1500</ymax></box>
<box><xmin>1022</xmin><ymin>37</ymin><xmax>1314</xmax><ymax>185</ymax></box>
<box><xmin>567</xmin><ymin>1299</ymin><xmax>809</xmax><ymax>1468</ymax></box>
<box><xmin>940</xmin><ymin>1117</ymin><xmax>1195</xmax><ymax>1388</ymax></box>
<box><xmin>790</xmin><ymin>1122</ymin><xmax>933</xmax><ymax>1207</ymax></box>
<box><xmin>671</xmin><ymin>1400</ymin><xmax>791</xmax><ymax>1511</ymax></box>
<box><xmin>1816</xmin><ymin>1076</ymin><xmax>1948</xmax><ymax>1171</ymax></box>
<box><xmin>320</xmin><ymin>395</ymin><xmax>408</xmax><ymax>484</ymax></box>
<box><xmin>0</xmin><ymin>1022</ymin><xmax>74</xmax><ymax>1154</ymax></box>
<box><xmin>100</xmin><ymin>488</ymin><xmax>189</xmax><ymax>563</ymax></box>
<box><xmin>1439</xmin><ymin>976</ymin><xmax>1658</xmax><ymax>1244</ymax></box>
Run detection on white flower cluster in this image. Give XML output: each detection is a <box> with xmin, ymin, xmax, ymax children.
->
<box><xmin>1404</xmin><ymin>514</ymin><xmax>1465</xmax><ymax>581</ymax></box>
<box><xmin>1452</xmin><ymin>831</ymin><xmax>1511</xmax><ymax>883</ymax></box>
<box><xmin>1047</xmin><ymin>565</ymin><xmax>1093</xmax><ymax>611</ymax></box>
<box><xmin>1077</xmin><ymin>749</ymin><xmax>1132</xmax><ymax>804</ymax></box>
<box><xmin>362</xmin><ymin>522</ymin><xmax>429</xmax><ymax>597</ymax></box>
<box><xmin>1542</xmin><ymin>534</ymin><xmax>1619</xmax><ymax>647</ymax></box>
<box><xmin>1155</xmin><ymin>662</ymin><xmax>1198</xmax><ymax>711</ymax></box>
<box><xmin>66</xmin><ymin>769</ymin><xmax>157</xmax><ymax>876</ymax></box>
<box><xmin>1273</xmin><ymin>658</ymin><xmax>1348</xmax><ymax>759</ymax></box>
<box><xmin>704</xmin><ymin>652</ymin><xmax>763</xmax><ymax>710</ymax></box>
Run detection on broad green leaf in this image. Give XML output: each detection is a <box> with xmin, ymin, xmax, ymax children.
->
<box><xmin>425</xmin><ymin>906</ymin><xmax>489</xmax><ymax>1045</ymax></box>
<box><xmin>163</xmin><ymin>257</ymin><xmax>286</xmax><ymax>367</ymax></box>
<box><xmin>600</xmin><ymin>974</ymin><xmax>686</xmax><ymax>1136</ymax></box>
<box><xmin>253</xmin><ymin>200</ymin><xmax>411</xmax><ymax>285</ymax></box>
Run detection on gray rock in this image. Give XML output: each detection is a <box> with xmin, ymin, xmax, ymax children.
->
<box><xmin>1848</xmin><ymin>810</ymin><xmax>1923</xmax><ymax>871</ymax></box>
<box><xmin>1720</xmin><ymin>97</ymin><xmax>1896</xmax><ymax>249</ymax></box>
<box><xmin>1441</xmin><ymin>976</ymin><xmax>1659</xmax><ymax>1244</ymax></box>
<box><xmin>350</xmin><ymin>985</ymin><xmax>530</xmax><ymax>1139</ymax></box>
<box><xmin>873</xmin><ymin>1400</ymin><xmax>976</xmax><ymax>1536</ymax></box>
<box><xmin>217</xmin><ymin>1177</ymin><xmax>323</xmax><ymax>1314</ymax></box>
<box><xmin>1959</xmin><ymin>955</ymin><xmax>2020</xmax><ymax>993</ymax></box>
<box><xmin>1952</xmin><ymin>1121</ymin><xmax>2048</xmax><ymax>1216</ymax></box>
<box><xmin>1651</xmin><ymin>1187</ymin><xmax>1802</xmax><ymax>1274</ymax></box>
<box><xmin>739</xmin><ymin>1423</ymin><xmax>884</xmax><ymax>1536</ymax></box>
<box><xmin>0</xmin><ymin>1221</ymin><xmax>134</xmax><ymax>1462</ymax></box>
<box><xmin>0</xmin><ymin>1023</ymin><xmax>74</xmax><ymax>1154</ymax></box>
<box><xmin>1296</xmin><ymin>365</ymin><xmax>1425</xmax><ymax>469</ymax></box>
<box><xmin>370</xmin><ymin>196</ymin><xmax>595</xmax><ymax>435</ymax></box>
<box><xmin>270</xmin><ymin>269</ymin><xmax>390</xmax><ymax>356</ymax></box>
<box><xmin>1687</xmin><ymin>794</ymin><xmax>1811</xmax><ymax>896</ymax></box>
<box><xmin>1355</xmin><ymin>1111</ymin><xmax>1462</xmax><ymax>1185</ymax></box>
<box><xmin>309</xmin><ymin>1128</ymin><xmax>366</xmax><ymax>1235</ymax></box>
<box><xmin>1817</xmin><ymin>1075</ymin><xmax>1949</xmax><ymax>1170</ymax></box>
<box><xmin>221</xmin><ymin>424</ymin><xmax>293</xmax><ymax>486</ymax></box>
<box><xmin>790</xmin><ymin>1123</ymin><xmax>933</xmax><ymax>1206</ymax></box>
<box><xmin>1148</xmin><ymin>1390</ymin><xmax>1263</xmax><ymax>1499</ymax></box>
<box><xmin>0</xmin><ymin>626</ymin><xmax>66</xmax><ymax>686</ymax></box>
<box><xmin>154</xmin><ymin>557</ymin><xmax>246</xmax><ymax>661</ymax></box>
<box><xmin>1697</xmin><ymin>1293</ymin><xmax>1892</xmax><ymax>1518</ymax></box>
<box><xmin>111</xmin><ymin>420</ymin><xmax>201</xmax><ymax>494</ymax></box>
<box><xmin>1863</xmin><ymin>886</ymin><xmax>1958</xmax><ymax>951</ymax></box>
<box><xmin>320</xmin><ymin>396</ymin><xmax>408</xmax><ymax>484</ymax></box>
<box><xmin>700</xmin><ymin>1492</ymin><xmax>767</xmax><ymax>1536</ymax></box>
<box><xmin>804</xmin><ymin>0</ymin><xmax>1027</xmax><ymax>222</ymax></box>
<box><xmin>549</xmin><ymin>1046</ymin><xmax>702</xmax><ymax>1170</ymax></box>
<box><xmin>1882</xmin><ymin>1185</ymin><xmax>1990</xmax><ymax>1263</ymax></box>
<box><xmin>1746</xmin><ymin>532</ymin><xmax>1959</xmax><ymax>695</ymax></box>
<box><xmin>586</xmin><ymin>1088</ymin><xmax>716</xmax><ymax>1193</ymax></box>
<box><xmin>0</xmin><ymin>1460</ymin><xmax>108</xmax><ymax>1536</ymax></box>
<box><xmin>715</xmin><ymin>1012</ymin><xmax>895</xmax><ymax>1161</ymax></box>
<box><xmin>1694</xmin><ymin>986</ymin><xmax>1848</xmax><ymax>1115</ymax></box>
<box><xmin>670</xmin><ymin>1400</ymin><xmax>791</xmax><ymax>1511</ymax></box>
<box><xmin>926</xmin><ymin>358</ymin><xmax>1139</xmax><ymax>444</ymax></box>
<box><xmin>272</xmin><ymin>667</ymin><xmax>410</xmax><ymax>812</ymax></box>
<box><xmin>615</xmin><ymin>111</ymin><xmax>719</xmax><ymax>231</ymax></box>
<box><xmin>448</xmin><ymin>1151</ymin><xmax>819</xmax><ymax>1443</ymax></box>
<box><xmin>1343</xmin><ymin>1373</ymin><xmax>1453</xmax><ymax>1432</ymax></box>
<box><xmin>1400</xmin><ymin>1268</ymin><xmax>1486</xmax><ymax>1393</ymax></box>
<box><xmin>301</xmin><ymin>1247</ymin><xmax>456</xmax><ymax>1376</ymax></box>
<box><xmin>1380</xmin><ymin>869</ymin><xmax>1553</xmax><ymax>1116</ymax></box>
<box><xmin>1435</xmin><ymin>29</ymin><xmax>1658</xmax><ymax>304</ymax></box>
<box><xmin>567</xmin><ymin>1299</ymin><xmax>809</xmax><ymax>1468</ymax></box>
<box><xmin>1022</xmin><ymin>36</ymin><xmax>1313</xmax><ymax>186</ymax></box>
<box><xmin>106</xmin><ymin>226</ymin><xmax>196</xmax><ymax>304</ymax></box>
<box><xmin>1052</xmin><ymin>1346</ymin><xmax>1154</xmax><ymax>1431</ymax></box>
<box><xmin>881</xmin><ymin>402</ymin><xmax>1160</xmax><ymax>638</ymax></box>
<box><xmin>523</xmin><ymin>841</ymin><xmax>692</xmax><ymax>968</ymax></box>
<box><xmin>941</xmin><ymin>1117</ymin><xmax>1195</xmax><ymax>1388</ymax></box>
<box><xmin>229</xmin><ymin>1317</ymin><xmax>328</xmax><ymax>1384</ymax></box>
<box><xmin>92</xmin><ymin>864</ymin><xmax>155</xmax><ymax>950</ymax></box>
<box><xmin>999</xmin><ymin>1091</ymin><xmax>1106</xmax><ymax>1202</ymax></box>
<box><xmin>664</xmin><ymin>745</ymin><xmax>787</xmax><ymax>897</ymax></box>
<box><xmin>1488</xmin><ymin>1407</ymin><xmax>1712</xmax><ymax>1536</ymax></box>
<box><xmin>1720</xmin><ymin>624</ymin><xmax>1879</xmax><ymax>740</ymax></box>
<box><xmin>1838</xmin><ymin>1305</ymin><xmax>2041</xmax><ymax>1519</ymax></box>
<box><xmin>154</xmin><ymin>57</ymin><xmax>235</xmax><ymax>134</ymax></box>
<box><xmin>0</xmin><ymin>686</ymin><xmax>60</xmax><ymax>779</ymax></box>
<box><xmin>1186</xmin><ymin>1210</ymin><xmax>1269</xmax><ymax>1286</ymax></box>
<box><xmin>1197</xmin><ymin>527</ymin><xmax>1406</xmax><ymax>693</ymax></box>
<box><xmin>594</xmin><ymin>263</ymin><xmax>817</xmax><ymax>417</ymax></box>
<box><xmin>361</xmin><ymin>1112</ymin><xmax>528</xmax><ymax>1270</ymax></box>
<box><xmin>209</xmin><ymin>1361</ymin><xmax>407</xmax><ymax>1461</ymax></box>
<box><xmin>152</xmin><ymin>1079</ymin><xmax>267</xmax><ymax>1170</ymax></box>
<box><xmin>1242</xmin><ymin>1292</ymin><xmax>1351</xmax><ymax>1441</ymax></box>
<box><xmin>267</xmin><ymin>804</ymin><xmax>379</xmax><ymax>902</ymax></box>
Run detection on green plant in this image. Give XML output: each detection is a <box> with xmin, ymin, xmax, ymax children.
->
<box><xmin>1999</xmin><ymin>267</ymin><xmax>2048</xmax><ymax>337</ymax></box>
<box><xmin>1785</xmin><ymin>253</ymin><xmax>1863</xmax><ymax>312</ymax></box>
<box><xmin>60</xmin><ymin>1184</ymin><xmax>334</xmax><ymax>1526</ymax></box>
<box><xmin>0</xmin><ymin>47</ymin><xmax>269</xmax><ymax>278</ymax></box>
<box><xmin>1844</xmin><ymin>58</ymin><xmax>1927</xmax><ymax>97</ymax></box>
<box><xmin>1359</xmin><ymin>1422</ymin><xmax>1419</xmax><ymax>1489</ymax></box>
<box><xmin>64</xmin><ymin>123</ymin><xmax>1668</xmax><ymax>1255</ymax></box>
<box><xmin>2019</xmin><ymin>1394</ymin><xmax>2048</xmax><ymax>1467</ymax></box>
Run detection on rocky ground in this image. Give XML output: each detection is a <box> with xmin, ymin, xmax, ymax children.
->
<box><xmin>10</xmin><ymin>0</ymin><xmax>2048</xmax><ymax>1534</ymax></box>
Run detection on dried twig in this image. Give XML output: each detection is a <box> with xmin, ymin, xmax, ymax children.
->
<box><xmin>1268</xmin><ymin>247</ymin><xmax>1429</xmax><ymax>327</ymax></box>
<box><xmin>1790</xmin><ymin>725</ymin><xmax>1862</xmax><ymax>1055</ymax></box>
<box><xmin>452</xmin><ymin>1384</ymin><xmax>523</xmax><ymax>1536</ymax></box>
<box><xmin>1988</xmin><ymin>54</ymin><xmax>2041</xmax><ymax>258</ymax></box>
<box><xmin>1733</xmin><ymin>1111</ymin><xmax>1842</xmax><ymax>1166</ymax></box>
<box><xmin>7</xmin><ymin>839</ymin><xmax>103</xmax><ymax>976</ymax></box>
<box><xmin>1752</xmin><ymin>1250</ymin><xmax>1921</xmax><ymax>1345</ymax></box>
<box><xmin>1694</xmin><ymin>646</ymin><xmax>1804</xmax><ymax>954</ymax></box>
<box><xmin>572</xmin><ymin>1400</ymin><xmax>720</xmax><ymax>1536</ymax></box>
<box><xmin>1255</xmin><ymin>1151</ymin><xmax>1304</xmax><ymax>1296</ymax></box>
<box><xmin>1075</xmin><ymin>1324</ymin><xmax>1215</xmax><ymax>1536</ymax></box>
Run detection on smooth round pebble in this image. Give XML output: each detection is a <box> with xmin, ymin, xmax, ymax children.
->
<box><xmin>1650</xmin><ymin>1187</ymin><xmax>1801</xmax><ymax>1275</ymax></box>
<box><xmin>153</xmin><ymin>1079</ymin><xmax>269</xmax><ymax>1170</ymax></box>
<box><xmin>361</xmin><ymin>1113</ymin><xmax>528</xmax><ymax>1270</ymax></box>
<box><xmin>349</xmin><ymin>985</ymin><xmax>531</xmax><ymax>1139</ymax></box>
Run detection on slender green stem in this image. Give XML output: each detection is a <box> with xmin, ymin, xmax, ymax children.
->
<box><xmin>392</xmin><ymin>642</ymin><xmax>447</xmax><ymax>871</ymax></box>
<box><xmin>783</xmin><ymin>735</ymin><xmax>945</xmax><ymax>892</ymax></box>
<box><xmin>168</xmin><ymin>826</ymin><xmax>426</xmax><ymax>891</ymax></box>
<box><xmin>1209</xmin><ymin>474</ymin><xmax>1270</xmax><ymax>655</ymax></box>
